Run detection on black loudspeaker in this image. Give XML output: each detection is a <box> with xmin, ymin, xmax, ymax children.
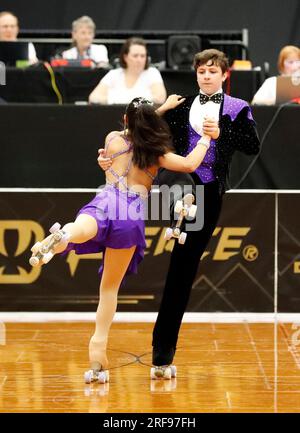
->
<box><xmin>167</xmin><ymin>35</ymin><xmax>201</xmax><ymax>69</ymax></box>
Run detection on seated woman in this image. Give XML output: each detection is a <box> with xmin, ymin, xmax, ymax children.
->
<box><xmin>252</xmin><ymin>45</ymin><xmax>300</xmax><ymax>105</ymax></box>
<box><xmin>88</xmin><ymin>37</ymin><xmax>167</xmax><ymax>104</ymax></box>
<box><xmin>62</xmin><ymin>16</ymin><xmax>109</xmax><ymax>68</ymax></box>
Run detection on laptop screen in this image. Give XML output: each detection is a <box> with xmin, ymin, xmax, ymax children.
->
<box><xmin>276</xmin><ymin>75</ymin><xmax>300</xmax><ymax>104</ymax></box>
<box><xmin>0</xmin><ymin>41</ymin><xmax>29</xmax><ymax>66</ymax></box>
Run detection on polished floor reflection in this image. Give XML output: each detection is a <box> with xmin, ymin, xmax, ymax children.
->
<box><xmin>0</xmin><ymin>322</ymin><xmax>300</xmax><ymax>412</ymax></box>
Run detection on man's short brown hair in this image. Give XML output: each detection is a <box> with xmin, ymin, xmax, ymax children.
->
<box><xmin>193</xmin><ymin>49</ymin><xmax>229</xmax><ymax>73</ymax></box>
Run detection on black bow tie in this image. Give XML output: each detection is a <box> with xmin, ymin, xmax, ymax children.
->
<box><xmin>199</xmin><ymin>93</ymin><xmax>223</xmax><ymax>104</ymax></box>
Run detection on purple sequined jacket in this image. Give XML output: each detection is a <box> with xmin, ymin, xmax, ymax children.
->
<box><xmin>163</xmin><ymin>94</ymin><xmax>260</xmax><ymax>195</ymax></box>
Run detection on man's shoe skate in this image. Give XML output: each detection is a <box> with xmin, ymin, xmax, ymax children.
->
<box><xmin>151</xmin><ymin>346</ymin><xmax>177</xmax><ymax>380</ymax></box>
<box><xmin>150</xmin><ymin>364</ymin><xmax>177</xmax><ymax>380</ymax></box>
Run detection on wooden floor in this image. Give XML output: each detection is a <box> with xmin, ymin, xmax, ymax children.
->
<box><xmin>1</xmin><ymin>321</ymin><xmax>300</xmax><ymax>413</ymax></box>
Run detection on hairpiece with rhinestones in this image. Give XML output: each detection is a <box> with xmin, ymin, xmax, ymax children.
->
<box><xmin>132</xmin><ymin>97</ymin><xmax>154</xmax><ymax>109</ymax></box>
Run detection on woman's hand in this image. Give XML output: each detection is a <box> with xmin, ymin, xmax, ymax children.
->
<box><xmin>156</xmin><ymin>94</ymin><xmax>186</xmax><ymax>115</ymax></box>
<box><xmin>97</xmin><ymin>148</ymin><xmax>112</xmax><ymax>171</ymax></box>
<box><xmin>202</xmin><ymin>117</ymin><xmax>220</xmax><ymax>140</ymax></box>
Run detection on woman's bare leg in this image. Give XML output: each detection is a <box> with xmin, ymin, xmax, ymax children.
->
<box><xmin>33</xmin><ymin>214</ymin><xmax>98</xmax><ymax>256</ymax></box>
<box><xmin>89</xmin><ymin>246</ymin><xmax>136</xmax><ymax>371</ymax></box>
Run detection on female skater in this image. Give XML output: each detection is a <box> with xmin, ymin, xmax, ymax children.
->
<box><xmin>29</xmin><ymin>95</ymin><xmax>211</xmax><ymax>383</ymax></box>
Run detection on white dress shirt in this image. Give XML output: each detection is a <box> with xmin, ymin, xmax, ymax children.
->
<box><xmin>189</xmin><ymin>88</ymin><xmax>222</xmax><ymax>135</ymax></box>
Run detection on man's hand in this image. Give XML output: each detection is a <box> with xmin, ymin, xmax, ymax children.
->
<box><xmin>202</xmin><ymin>117</ymin><xmax>220</xmax><ymax>140</ymax></box>
<box><xmin>156</xmin><ymin>94</ymin><xmax>186</xmax><ymax>115</ymax></box>
<box><xmin>97</xmin><ymin>148</ymin><xmax>112</xmax><ymax>171</ymax></box>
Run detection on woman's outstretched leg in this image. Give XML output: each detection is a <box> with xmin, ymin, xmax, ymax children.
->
<box><xmin>88</xmin><ymin>246</ymin><xmax>136</xmax><ymax>374</ymax></box>
<box><xmin>30</xmin><ymin>214</ymin><xmax>98</xmax><ymax>265</ymax></box>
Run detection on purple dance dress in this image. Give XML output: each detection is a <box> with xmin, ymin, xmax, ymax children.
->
<box><xmin>64</xmin><ymin>134</ymin><xmax>154</xmax><ymax>281</ymax></box>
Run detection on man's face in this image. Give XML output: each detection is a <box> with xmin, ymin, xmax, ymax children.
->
<box><xmin>0</xmin><ymin>14</ymin><xmax>19</xmax><ymax>41</ymax></box>
<box><xmin>196</xmin><ymin>61</ymin><xmax>227</xmax><ymax>95</ymax></box>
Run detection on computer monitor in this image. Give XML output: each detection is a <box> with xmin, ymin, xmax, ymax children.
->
<box><xmin>276</xmin><ymin>75</ymin><xmax>300</xmax><ymax>104</ymax></box>
<box><xmin>0</xmin><ymin>41</ymin><xmax>29</xmax><ymax>66</ymax></box>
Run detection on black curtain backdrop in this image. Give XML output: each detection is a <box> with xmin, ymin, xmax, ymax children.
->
<box><xmin>1</xmin><ymin>0</ymin><xmax>300</xmax><ymax>75</ymax></box>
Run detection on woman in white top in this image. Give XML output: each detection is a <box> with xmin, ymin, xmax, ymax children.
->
<box><xmin>252</xmin><ymin>45</ymin><xmax>300</xmax><ymax>105</ymax></box>
<box><xmin>62</xmin><ymin>16</ymin><xmax>109</xmax><ymax>67</ymax></box>
<box><xmin>89</xmin><ymin>37</ymin><xmax>167</xmax><ymax>104</ymax></box>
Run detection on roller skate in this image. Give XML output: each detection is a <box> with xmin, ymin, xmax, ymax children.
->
<box><xmin>84</xmin><ymin>367</ymin><xmax>109</xmax><ymax>384</ymax></box>
<box><xmin>164</xmin><ymin>193</ymin><xmax>197</xmax><ymax>245</ymax></box>
<box><xmin>150</xmin><ymin>364</ymin><xmax>177</xmax><ymax>380</ymax></box>
<box><xmin>29</xmin><ymin>222</ymin><xmax>70</xmax><ymax>267</ymax></box>
<box><xmin>151</xmin><ymin>346</ymin><xmax>177</xmax><ymax>380</ymax></box>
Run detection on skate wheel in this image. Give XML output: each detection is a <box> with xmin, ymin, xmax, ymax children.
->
<box><xmin>84</xmin><ymin>370</ymin><xmax>93</xmax><ymax>384</ymax></box>
<box><xmin>170</xmin><ymin>365</ymin><xmax>177</xmax><ymax>378</ymax></box>
<box><xmin>183</xmin><ymin>193</ymin><xmax>194</xmax><ymax>207</ymax></box>
<box><xmin>49</xmin><ymin>222</ymin><xmax>61</xmax><ymax>234</ymax></box>
<box><xmin>29</xmin><ymin>256</ymin><xmax>40</xmax><ymax>267</ymax></box>
<box><xmin>31</xmin><ymin>241</ymin><xmax>41</xmax><ymax>254</ymax></box>
<box><xmin>164</xmin><ymin>227</ymin><xmax>173</xmax><ymax>240</ymax></box>
<box><xmin>163</xmin><ymin>367</ymin><xmax>172</xmax><ymax>380</ymax></box>
<box><xmin>173</xmin><ymin>227</ymin><xmax>180</xmax><ymax>237</ymax></box>
<box><xmin>174</xmin><ymin>200</ymin><xmax>183</xmax><ymax>214</ymax></box>
<box><xmin>150</xmin><ymin>367</ymin><xmax>160</xmax><ymax>380</ymax></box>
<box><xmin>42</xmin><ymin>252</ymin><xmax>54</xmax><ymax>264</ymax></box>
<box><xmin>97</xmin><ymin>370</ymin><xmax>108</xmax><ymax>384</ymax></box>
<box><xmin>188</xmin><ymin>204</ymin><xmax>197</xmax><ymax>219</ymax></box>
<box><xmin>53</xmin><ymin>231</ymin><xmax>63</xmax><ymax>242</ymax></box>
<box><xmin>178</xmin><ymin>232</ymin><xmax>187</xmax><ymax>244</ymax></box>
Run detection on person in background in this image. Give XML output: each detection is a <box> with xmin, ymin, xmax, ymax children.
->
<box><xmin>252</xmin><ymin>45</ymin><xmax>300</xmax><ymax>105</ymax></box>
<box><xmin>88</xmin><ymin>37</ymin><xmax>167</xmax><ymax>104</ymax></box>
<box><xmin>62</xmin><ymin>16</ymin><xmax>109</xmax><ymax>68</ymax></box>
<box><xmin>0</xmin><ymin>11</ymin><xmax>38</xmax><ymax>64</ymax></box>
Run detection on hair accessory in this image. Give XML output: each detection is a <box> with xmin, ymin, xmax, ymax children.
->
<box><xmin>132</xmin><ymin>97</ymin><xmax>154</xmax><ymax>109</ymax></box>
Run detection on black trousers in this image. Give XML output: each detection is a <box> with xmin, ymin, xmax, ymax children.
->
<box><xmin>152</xmin><ymin>172</ymin><xmax>223</xmax><ymax>362</ymax></box>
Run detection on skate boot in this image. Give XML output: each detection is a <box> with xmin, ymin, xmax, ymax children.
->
<box><xmin>151</xmin><ymin>346</ymin><xmax>177</xmax><ymax>380</ymax></box>
<box><xmin>84</xmin><ymin>362</ymin><xmax>109</xmax><ymax>384</ymax></box>
<box><xmin>164</xmin><ymin>193</ymin><xmax>197</xmax><ymax>245</ymax></box>
<box><xmin>29</xmin><ymin>222</ymin><xmax>70</xmax><ymax>266</ymax></box>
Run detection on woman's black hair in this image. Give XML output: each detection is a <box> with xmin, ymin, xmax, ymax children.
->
<box><xmin>125</xmin><ymin>97</ymin><xmax>173</xmax><ymax>170</ymax></box>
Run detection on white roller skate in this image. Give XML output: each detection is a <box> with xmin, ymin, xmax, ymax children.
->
<box><xmin>150</xmin><ymin>365</ymin><xmax>177</xmax><ymax>380</ymax></box>
<box><xmin>84</xmin><ymin>368</ymin><xmax>110</xmax><ymax>384</ymax></box>
<box><xmin>29</xmin><ymin>222</ymin><xmax>70</xmax><ymax>267</ymax></box>
<box><xmin>164</xmin><ymin>193</ymin><xmax>197</xmax><ymax>245</ymax></box>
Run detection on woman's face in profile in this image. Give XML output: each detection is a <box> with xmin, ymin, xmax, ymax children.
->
<box><xmin>283</xmin><ymin>54</ymin><xmax>300</xmax><ymax>75</ymax></box>
<box><xmin>124</xmin><ymin>44</ymin><xmax>147</xmax><ymax>73</ymax></box>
